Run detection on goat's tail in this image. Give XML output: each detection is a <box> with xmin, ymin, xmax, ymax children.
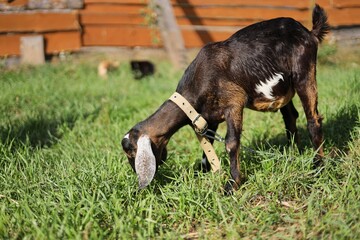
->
<box><xmin>311</xmin><ymin>4</ymin><xmax>330</xmax><ymax>43</ymax></box>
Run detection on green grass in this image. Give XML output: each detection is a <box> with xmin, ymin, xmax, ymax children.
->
<box><xmin>0</xmin><ymin>49</ymin><xmax>359</xmax><ymax>239</ymax></box>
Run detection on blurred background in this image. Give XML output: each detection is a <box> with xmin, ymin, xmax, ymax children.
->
<box><xmin>1</xmin><ymin>0</ymin><xmax>359</xmax><ymax>66</ymax></box>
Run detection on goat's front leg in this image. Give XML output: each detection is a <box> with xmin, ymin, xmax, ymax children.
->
<box><xmin>200</xmin><ymin>123</ymin><xmax>219</xmax><ymax>173</ymax></box>
<box><xmin>224</xmin><ymin>107</ymin><xmax>244</xmax><ymax>195</ymax></box>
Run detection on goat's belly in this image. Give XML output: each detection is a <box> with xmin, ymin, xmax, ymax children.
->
<box><xmin>247</xmin><ymin>90</ymin><xmax>295</xmax><ymax>112</ymax></box>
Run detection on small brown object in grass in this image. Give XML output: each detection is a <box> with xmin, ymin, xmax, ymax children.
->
<box><xmin>98</xmin><ymin>60</ymin><xmax>119</xmax><ymax>79</ymax></box>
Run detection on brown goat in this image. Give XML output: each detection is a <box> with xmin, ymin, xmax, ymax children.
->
<box><xmin>122</xmin><ymin>5</ymin><xmax>330</xmax><ymax>194</ymax></box>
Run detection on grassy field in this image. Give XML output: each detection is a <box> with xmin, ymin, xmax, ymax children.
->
<box><xmin>0</xmin><ymin>47</ymin><xmax>359</xmax><ymax>239</ymax></box>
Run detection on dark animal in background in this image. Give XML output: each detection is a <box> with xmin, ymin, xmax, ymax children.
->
<box><xmin>130</xmin><ymin>60</ymin><xmax>155</xmax><ymax>79</ymax></box>
<box><xmin>122</xmin><ymin>5</ymin><xmax>330</xmax><ymax>194</ymax></box>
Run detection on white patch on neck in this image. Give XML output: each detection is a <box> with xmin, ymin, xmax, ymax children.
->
<box><xmin>124</xmin><ymin>133</ymin><xmax>130</xmax><ymax>139</ymax></box>
<box><xmin>255</xmin><ymin>73</ymin><xmax>283</xmax><ymax>100</ymax></box>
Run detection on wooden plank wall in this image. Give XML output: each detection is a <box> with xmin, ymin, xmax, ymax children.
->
<box><xmin>80</xmin><ymin>0</ymin><xmax>360</xmax><ymax>48</ymax></box>
<box><xmin>80</xmin><ymin>0</ymin><xmax>158</xmax><ymax>47</ymax></box>
<box><xmin>0</xmin><ymin>0</ymin><xmax>82</xmax><ymax>56</ymax></box>
<box><xmin>1</xmin><ymin>0</ymin><xmax>360</xmax><ymax>56</ymax></box>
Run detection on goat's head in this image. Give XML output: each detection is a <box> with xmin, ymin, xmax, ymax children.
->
<box><xmin>121</xmin><ymin>128</ymin><xmax>167</xmax><ymax>189</ymax></box>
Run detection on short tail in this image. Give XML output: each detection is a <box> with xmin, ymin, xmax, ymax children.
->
<box><xmin>312</xmin><ymin>4</ymin><xmax>330</xmax><ymax>43</ymax></box>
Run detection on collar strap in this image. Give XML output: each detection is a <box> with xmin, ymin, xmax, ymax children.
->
<box><xmin>169</xmin><ymin>92</ymin><xmax>220</xmax><ymax>172</ymax></box>
<box><xmin>169</xmin><ymin>92</ymin><xmax>208</xmax><ymax>134</ymax></box>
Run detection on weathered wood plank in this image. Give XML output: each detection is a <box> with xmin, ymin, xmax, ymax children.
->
<box><xmin>82</xmin><ymin>26</ymin><xmax>160</xmax><ymax>46</ymax></box>
<box><xmin>84</xmin><ymin>0</ymin><xmax>149</xmax><ymax>3</ymax></box>
<box><xmin>0</xmin><ymin>31</ymin><xmax>81</xmax><ymax>56</ymax></box>
<box><xmin>182</xmin><ymin>29</ymin><xmax>233</xmax><ymax>47</ymax></box>
<box><xmin>82</xmin><ymin>25</ymin><xmax>245</xmax><ymax>48</ymax></box>
<box><xmin>177</xmin><ymin>17</ymin><xmax>259</xmax><ymax>27</ymax></box>
<box><xmin>81</xmin><ymin>3</ymin><xmax>309</xmax><ymax>22</ymax></box>
<box><xmin>45</xmin><ymin>31</ymin><xmax>81</xmax><ymax>53</ymax></box>
<box><xmin>333</xmin><ymin>0</ymin><xmax>360</xmax><ymax>8</ymax></box>
<box><xmin>27</xmin><ymin>0</ymin><xmax>83</xmax><ymax>9</ymax></box>
<box><xmin>314</xmin><ymin>0</ymin><xmax>331</xmax><ymax>8</ymax></box>
<box><xmin>0</xmin><ymin>11</ymin><xmax>80</xmax><ymax>33</ymax></box>
<box><xmin>177</xmin><ymin>17</ymin><xmax>309</xmax><ymax>27</ymax></box>
<box><xmin>0</xmin><ymin>34</ymin><xmax>21</xmax><ymax>55</ymax></box>
<box><xmin>81</xmin><ymin>3</ymin><xmax>147</xmax><ymax>13</ymax></box>
<box><xmin>0</xmin><ymin>0</ymin><xmax>27</xmax><ymax>11</ymax></box>
<box><xmin>79</xmin><ymin>12</ymin><xmax>307</xmax><ymax>28</ymax></box>
<box><xmin>327</xmin><ymin>8</ymin><xmax>360</xmax><ymax>26</ymax></box>
<box><xmin>173</xmin><ymin>6</ymin><xmax>310</xmax><ymax>22</ymax></box>
<box><xmin>84</xmin><ymin>0</ymin><xmax>309</xmax><ymax>8</ymax></box>
<box><xmin>171</xmin><ymin>0</ymin><xmax>310</xmax><ymax>9</ymax></box>
<box><xmin>80</xmin><ymin>13</ymin><xmax>145</xmax><ymax>25</ymax></box>
<box><xmin>0</xmin><ymin>0</ymin><xmax>27</xmax><ymax>5</ymax></box>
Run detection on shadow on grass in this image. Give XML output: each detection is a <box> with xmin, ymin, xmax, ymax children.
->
<box><xmin>322</xmin><ymin>104</ymin><xmax>359</xmax><ymax>152</ymax></box>
<box><xmin>0</xmin><ymin>108</ymin><xmax>101</xmax><ymax>151</ymax></box>
<box><xmin>246</xmin><ymin>103</ymin><xmax>359</xmax><ymax>157</ymax></box>
<box><xmin>153</xmin><ymin>154</ymin><xmax>181</xmax><ymax>188</ymax></box>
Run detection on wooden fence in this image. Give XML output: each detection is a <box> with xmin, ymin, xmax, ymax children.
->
<box><xmin>1</xmin><ymin>0</ymin><xmax>360</xmax><ymax>56</ymax></box>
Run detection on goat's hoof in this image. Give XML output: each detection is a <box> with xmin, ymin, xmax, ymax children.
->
<box><xmin>201</xmin><ymin>158</ymin><xmax>212</xmax><ymax>173</ymax></box>
<box><xmin>223</xmin><ymin>181</ymin><xmax>237</xmax><ymax>196</ymax></box>
<box><xmin>195</xmin><ymin>159</ymin><xmax>211</xmax><ymax>174</ymax></box>
<box><xmin>312</xmin><ymin>156</ymin><xmax>324</xmax><ymax>169</ymax></box>
<box><xmin>201</xmin><ymin>164</ymin><xmax>211</xmax><ymax>173</ymax></box>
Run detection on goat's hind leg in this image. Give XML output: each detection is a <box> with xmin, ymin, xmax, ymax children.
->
<box><xmin>295</xmin><ymin>67</ymin><xmax>324</xmax><ymax>166</ymax></box>
<box><xmin>280</xmin><ymin>100</ymin><xmax>299</xmax><ymax>147</ymax></box>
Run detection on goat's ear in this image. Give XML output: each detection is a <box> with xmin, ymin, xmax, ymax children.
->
<box><xmin>135</xmin><ymin>135</ymin><xmax>156</xmax><ymax>189</ymax></box>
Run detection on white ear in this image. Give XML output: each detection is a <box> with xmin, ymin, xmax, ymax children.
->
<box><xmin>135</xmin><ymin>135</ymin><xmax>156</xmax><ymax>189</ymax></box>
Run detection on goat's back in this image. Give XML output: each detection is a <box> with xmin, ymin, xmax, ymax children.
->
<box><xmin>228</xmin><ymin>17</ymin><xmax>310</xmax><ymax>45</ymax></box>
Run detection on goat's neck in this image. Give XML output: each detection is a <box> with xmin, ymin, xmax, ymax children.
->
<box><xmin>140</xmin><ymin>100</ymin><xmax>188</xmax><ymax>147</ymax></box>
